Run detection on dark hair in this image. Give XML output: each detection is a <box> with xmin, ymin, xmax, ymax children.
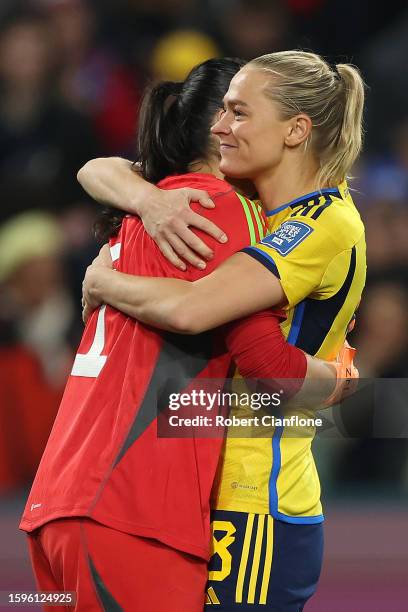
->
<box><xmin>95</xmin><ymin>57</ymin><xmax>245</xmax><ymax>241</ymax></box>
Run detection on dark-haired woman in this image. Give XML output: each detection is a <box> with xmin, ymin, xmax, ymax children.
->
<box><xmin>21</xmin><ymin>58</ymin><xmax>350</xmax><ymax>611</ymax></box>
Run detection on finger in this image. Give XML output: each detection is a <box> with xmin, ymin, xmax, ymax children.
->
<box><xmin>100</xmin><ymin>243</ymin><xmax>113</xmax><ymax>266</ymax></box>
<box><xmin>175</xmin><ymin>225</ymin><xmax>214</xmax><ymax>263</ymax></box>
<box><xmin>185</xmin><ymin>211</ymin><xmax>228</xmax><ymax>243</ymax></box>
<box><xmin>82</xmin><ymin>304</ymin><xmax>90</xmax><ymax>324</ymax></box>
<box><xmin>82</xmin><ymin>285</ymin><xmax>93</xmax><ymax>309</ymax></box>
<box><xmin>184</xmin><ymin>189</ymin><xmax>215</xmax><ymax>208</ymax></box>
<box><xmin>157</xmin><ymin>239</ymin><xmax>187</xmax><ymax>271</ymax></box>
<box><xmin>167</xmin><ymin>234</ymin><xmax>207</xmax><ymax>270</ymax></box>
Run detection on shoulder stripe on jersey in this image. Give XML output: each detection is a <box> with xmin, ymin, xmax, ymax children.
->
<box><xmin>247</xmin><ymin>199</ymin><xmax>263</xmax><ymax>240</ymax></box>
<box><xmin>269</xmin><ymin>188</ymin><xmax>341</xmax><ymax>218</ymax></box>
<box><xmin>310</xmin><ymin>197</ymin><xmax>334</xmax><ymax>220</ymax></box>
<box><xmin>290</xmin><ymin>188</ymin><xmax>340</xmax><ymax>208</ymax></box>
<box><xmin>248</xmin><ymin>199</ymin><xmax>267</xmax><ymax>239</ymax></box>
<box><xmin>289</xmin><ymin>201</ymin><xmax>318</xmax><ymax>218</ymax></box>
<box><xmin>256</xmin><ymin>202</ymin><xmax>268</xmax><ymax>236</ymax></box>
<box><xmin>236</xmin><ymin>193</ymin><xmax>256</xmax><ymax>244</ymax></box>
<box><xmin>289</xmin><ymin>193</ymin><xmax>330</xmax><ymax>219</ymax></box>
<box><xmin>241</xmin><ymin>247</ymin><xmax>280</xmax><ymax>278</ymax></box>
<box><xmin>295</xmin><ymin>246</ymin><xmax>357</xmax><ymax>354</ymax></box>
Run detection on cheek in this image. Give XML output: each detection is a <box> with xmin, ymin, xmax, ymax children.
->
<box><xmin>254</xmin><ymin>128</ymin><xmax>284</xmax><ymax>162</ymax></box>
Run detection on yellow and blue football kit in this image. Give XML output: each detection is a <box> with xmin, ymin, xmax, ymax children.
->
<box><xmin>207</xmin><ymin>510</ymin><xmax>323</xmax><ymax>610</ymax></box>
<box><xmin>207</xmin><ymin>182</ymin><xmax>366</xmax><ymax>609</ymax></box>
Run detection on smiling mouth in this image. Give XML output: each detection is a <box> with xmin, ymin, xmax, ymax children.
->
<box><xmin>220</xmin><ymin>144</ymin><xmax>236</xmax><ymax>149</ymax></box>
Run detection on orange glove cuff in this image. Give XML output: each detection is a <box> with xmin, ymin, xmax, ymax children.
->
<box><xmin>324</xmin><ymin>341</ymin><xmax>359</xmax><ymax>407</ymax></box>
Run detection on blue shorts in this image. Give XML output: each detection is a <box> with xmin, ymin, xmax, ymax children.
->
<box><xmin>206</xmin><ymin>510</ymin><xmax>323</xmax><ymax>611</ymax></box>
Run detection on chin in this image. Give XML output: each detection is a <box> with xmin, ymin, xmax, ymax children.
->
<box><xmin>219</xmin><ymin>159</ymin><xmax>247</xmax><ymax>179</ymax></box>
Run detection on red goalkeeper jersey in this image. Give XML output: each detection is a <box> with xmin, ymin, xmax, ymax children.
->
<box><xmin>20</xmin><ymin>173</ymin><xmax>305</xmax><ymax>560</ymax></box>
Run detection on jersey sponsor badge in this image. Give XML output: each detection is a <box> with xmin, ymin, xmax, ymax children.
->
<box><xmin>261</xmin><ymin>221</ymin><xmax>313</xmax><ymax>256</ymax></box>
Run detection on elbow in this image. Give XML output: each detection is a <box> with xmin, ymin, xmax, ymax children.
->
<box><xmin>165</xmin><ymin>304</ymin><xmax>205</xmax><ymax>335</ymax></box>
<box><xmin>77</xmin><ymin>160</ymin><xmax>91</xmax><ymax>186</ymax></box>
<box><xmin>77</xmin><ymin>157</ymin><xmax>116</xmax><ymax>185</ymax></box>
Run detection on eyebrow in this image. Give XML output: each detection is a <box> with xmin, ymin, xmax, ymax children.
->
<box><xmin>224</xmin><ymin>98</ymin><xmax>249</xmax><ymax>108</ymax></box>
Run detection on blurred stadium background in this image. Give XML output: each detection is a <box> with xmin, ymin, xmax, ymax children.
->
<box><xmin>0</xmin><ymin>0</ymin><xmax>407</xmax><ymax>610</ymax></box>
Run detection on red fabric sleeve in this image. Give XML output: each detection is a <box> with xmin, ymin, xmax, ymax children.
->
<box><xmin>184</xmin><ymin>190</ymin><xmax>261</xmax><ymax>281</ymax></box>
<box><xmin>223</xmin><ymin>310</ymin><xmax>307</xmax><ymax>397</ymax></box>
<box><xmin>121</xmin><ymin>188</ymin><xmax>256</xmax><ymax>282</ymax></box>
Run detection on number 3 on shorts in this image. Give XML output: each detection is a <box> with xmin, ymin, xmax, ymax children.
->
<box><xmin>209</xmin><ymin>521</ymin><xmax>236</xmax><ymax>582</ymax></box>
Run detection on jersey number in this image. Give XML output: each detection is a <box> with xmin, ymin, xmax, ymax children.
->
<box><xmin>71</xmin><ymin>243</ymin><xmax>121</xmax><ymax>378</ymax></box>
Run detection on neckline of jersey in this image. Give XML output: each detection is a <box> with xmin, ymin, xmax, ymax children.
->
<box><xmin>265</xmin><ymin>187</ymin><xmax>341</xmax><ymax>217</ymax></box>
<box><xmin>160</xmin><ymin>172</ymin><xmax>227</xmax><ymax>185</ymax></box>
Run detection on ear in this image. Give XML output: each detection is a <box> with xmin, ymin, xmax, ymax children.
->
<box><xmin>285</xmin><ymin>114</ymin><xmax>312</xmax><ymax>148</ymax></box>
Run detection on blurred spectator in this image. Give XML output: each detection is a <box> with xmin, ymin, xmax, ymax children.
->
<box><xmin>151</xmin><ymin>30</ymin><xmax>220</xmax><ymax>81</ymax></box>
<box><xmin>0</xmin><ymin>211</ymin><xmax>77</xmax><ymax>494</ymax></box>
<box><xmin>58</xmin><ymin>202</ymin><xmax>101</xmax><ymax>325</ymax></box>
<box><xmin>336</xmin><ymin>281</ymin><xmax>408</xmax><ymax>488</ymax></box>
<box><xmin>360</xmin><ymin>7</ymin><xmax>408</xmax><ymax>154</ymax></box>
<box><xmin>354</xmin><ymin>283</ymin><xmax>408</xmax><ymax>378</ymax></box>
<box><xmin>125</xmin><ymin>0</ymin><xmax>196</xmax><ymax>21</ymax></box>
<box><xmin>353</xmin><ymin>199</ymin><xmax>408</xmax><ymax>288</ymax></box>
<box><xmin>0</xmin><ymin>341</ymin><xmax>62</xmax><ymax>494</ymax></box>
<box><xmin>0</xmin><ymin>211</ymin><xmax>75</xmax><ymax>387</ymax></box>
<box><xmin>43</xmin><ymin>0</ymin><xmax>141</xmax><ymax>154</ymax></box>
<box><xmin>0</xmin><ymin>7</ymin><xmax>99</xmax><ymax>221</ymax></box>
<box><xmin>209</xmin><ymin>0</ymin><xmax>292</xmax><ymax>59</ymax></box>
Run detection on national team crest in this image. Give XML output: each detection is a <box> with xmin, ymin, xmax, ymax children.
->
<box><xmin>261</xmin><ymin>221</ymin><xmax>313</xmax><ymax>256</ymax></box>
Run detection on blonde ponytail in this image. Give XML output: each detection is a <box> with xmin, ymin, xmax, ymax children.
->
<box><xmin>318</xmin><ymin>64</ymin><xmax>365</xmax><ymax>187</ymax></box>
<box><xmin>248</xmin><ymin>51</ymin><xmax>365</xmax><ymax>188</ymax></box>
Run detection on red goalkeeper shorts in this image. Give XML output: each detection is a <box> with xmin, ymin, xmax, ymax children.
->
<box><xmin>27</xmin><ymin>517</ymin><xmax>207</xmax><ymax>611</ymax></box>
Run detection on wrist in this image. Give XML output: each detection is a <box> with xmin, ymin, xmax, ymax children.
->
<box><xmin>89</xmin><ymin>266</ymin><xmax>113</xmax><ymax>303</ymax></box>
<box><xmin>130</xmin><ymin>182</ymin><xmax>161</xmax><ymax>217</ymax></box>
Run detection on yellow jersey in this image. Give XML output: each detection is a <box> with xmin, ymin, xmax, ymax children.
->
<box><xmin>212</xmin><ymin>181</ymin><xmax>366</xmax><ymax>523</ymax></box>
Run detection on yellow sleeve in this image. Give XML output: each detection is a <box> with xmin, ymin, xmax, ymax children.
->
<box><xmin>241</xmin><ymin>218</ymin><xmax>340</xmax><ymax>308</ymax></box>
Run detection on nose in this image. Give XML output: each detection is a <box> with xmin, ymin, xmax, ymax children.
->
<box><xmin>211</xmin><ymin>110</ymin><xmax>231</xmax><ymax>136</ymax></box>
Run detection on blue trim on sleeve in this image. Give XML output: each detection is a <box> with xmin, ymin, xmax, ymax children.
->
<box><xmin>287</xmin><ymin>301</ymin><xmax>306</xmax><ymax>345</ymax></box>
<box><xmin>241</xmin><ymin>247</ymin><xmax>280</xmax><ymax>278</ymax></box>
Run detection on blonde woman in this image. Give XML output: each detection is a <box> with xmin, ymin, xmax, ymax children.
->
<box><xmin>82</xmin><ymin>51</ymin><xmax>366</xmax><ymax>610</ymax></box>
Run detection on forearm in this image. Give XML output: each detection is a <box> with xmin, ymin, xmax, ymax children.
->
<box><xmin>288</xmin><ymin>355</ymin><xmax>336</xmax><ymax>411</ymax></box>
<box><xmin>305</xmin><ymin>354</ymin><xmax>337</xmax><ymax>384</ymax></box>
<box><xmin>86</xmin><ymin>251</ymin><xmax>286</xmax><ymax>334</ymax></box>
<box><xmin>77</xmin><ymin>157</ymin><xmax>160</xmax><ymax>215</ymax></box>
<box><xmin>225</xmin><ymin>312</ymin><xmax>336</xmax><ymax>406</ymax></box>
<box><xmin>86</xmin><ymin>267</ymin><xmax>196</xmax><ymax>332</ymax></box>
